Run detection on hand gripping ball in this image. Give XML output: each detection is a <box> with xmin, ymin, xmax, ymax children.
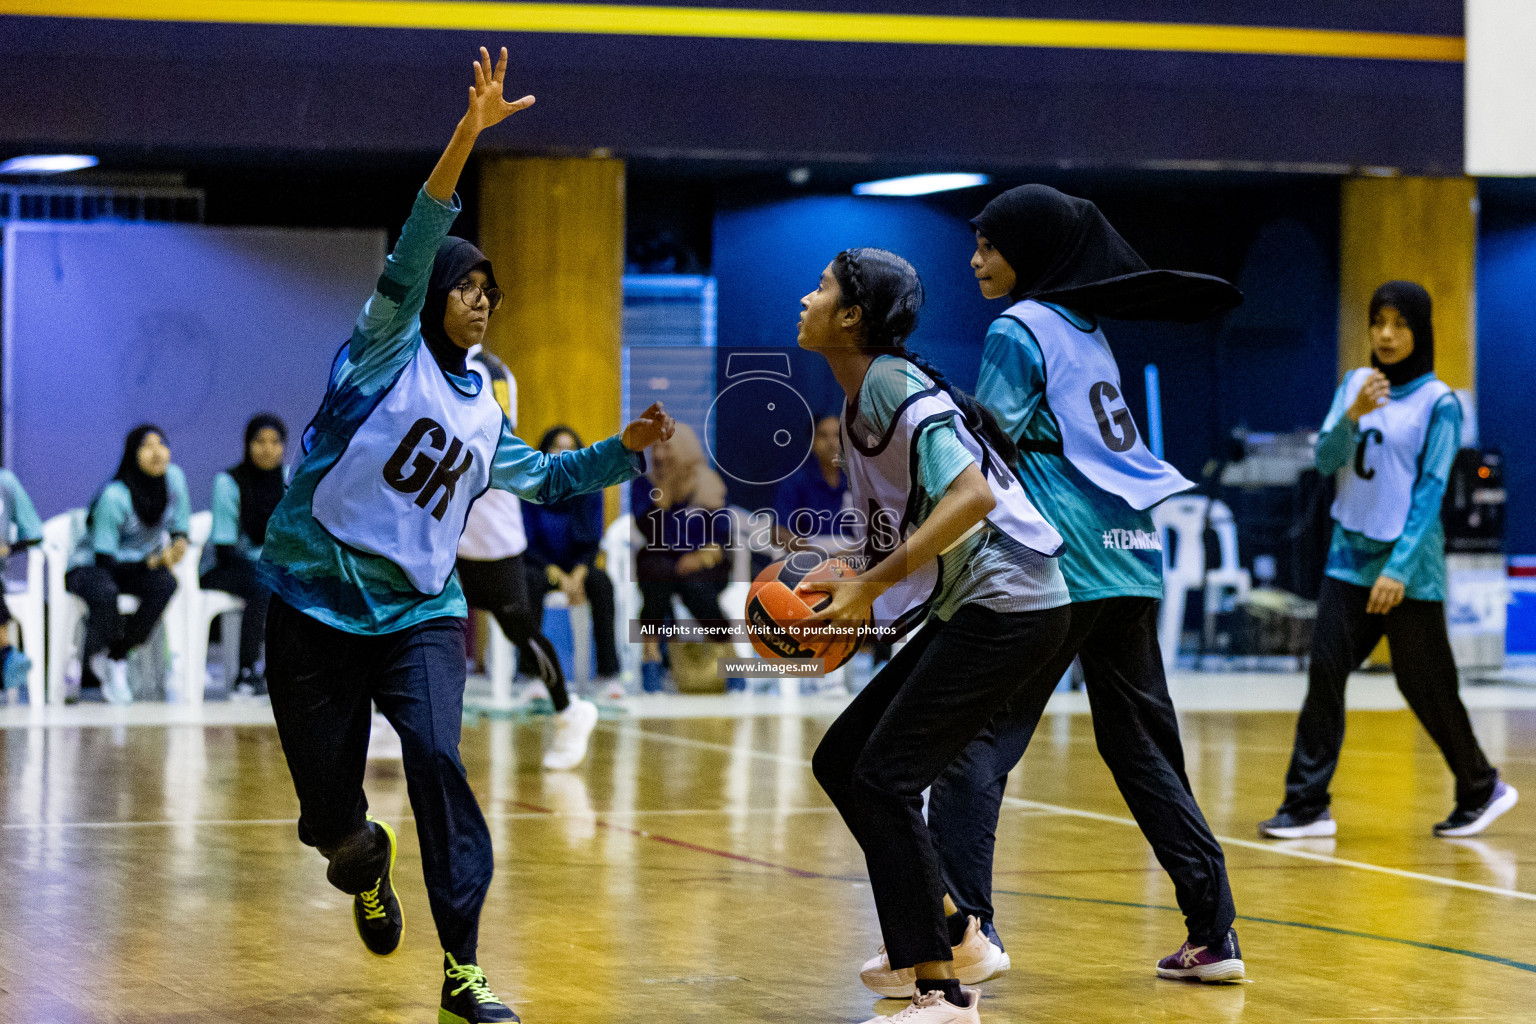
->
<box><xmin>745</xmin><ymin>556</ymin><xmax>864</xmax><ymax>671</ymax></box>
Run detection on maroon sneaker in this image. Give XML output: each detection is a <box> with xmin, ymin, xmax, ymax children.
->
<box><xmin>1156</xmin><ymin>929</ymin><xmax>1244</xmax><ymax>982</ymax></box>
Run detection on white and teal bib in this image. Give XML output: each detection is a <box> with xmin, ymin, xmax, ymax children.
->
<box><xmin>313</xmin><ymin>344</ymin><xmax>501</xmax><ymax>594</ymax></box>
<box><xmin>1003</xmin><ymin>300</ymin><xmax>1193</xmax><ymax>510</ymax></box>
<box><xmin>841</xmin><ymin>385</ymin><xmax>1063</xmax><ymax>638</ymax></box>
<box><xmin>1331</xmin><ymin>368</ymin><xmax>1453</xmax><ymax>543</ymax></box>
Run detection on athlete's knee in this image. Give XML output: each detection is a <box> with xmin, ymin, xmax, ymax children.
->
<box><xmin>318</xmin><ymin>820</ymin><xmax>389</xmax><ymax>894</ymax></box>
<box><xmin>492</xmin><ymin>607</ymin><xmax>536</xmax><ymax>644</ymax></box>
<box><xmin>811</xmin><ymin>737</ymin><xmax>855</xmax><ymax>798</ymax></box>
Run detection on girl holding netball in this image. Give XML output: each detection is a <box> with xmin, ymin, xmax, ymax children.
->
<box><xmin>258</xmin><ymin>49</ymin><xmax>672</xmax><ymax>1024</ymax></box>
<box><xmin>1261</xmin><ymin>281</ymin><xmax>1515</xmax><ymax>839</ymax></box>
<box><xmin>798</xmin><ymin>247</ymin><xmax>1071</xmax><ymax>1024</ymax></box>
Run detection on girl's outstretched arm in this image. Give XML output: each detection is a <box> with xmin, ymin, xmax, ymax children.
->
<box><xmin>425</xmin><ymin>46</ymin><xmax>535</xmax><ymax>202</ymax></box>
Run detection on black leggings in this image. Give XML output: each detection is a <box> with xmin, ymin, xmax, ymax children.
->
<box><xmin>65</xmin><ymin>562</ymin><xmax>177</xmax><ymax>663</ymax></box>
<box><xmin>1280</xmin><ymin>575</ymin><xmax>1498</xmax><ymax>817</ymax></box>
<box><xmin>812</xmin><ymin>602</ymin><xmax>1070</xmax><ymax>970</ymax></box>
<box><xmin>201</xmin><ymin>557</ymin><xmax>274</xmax><ymax>672</ymax></box>
<box><xmin>266</xmin><ymin>597</ymin><xmax>489</xmax><ymax>962</ymax></box>
<box><xmin>457</xmin><ymin>555</ymin><xmax>569</xmax><ymax>712</ymax></box>
<box><xmin>930</xmin><ymin>597</ymin><xmax>1236</xmax><ymax>948</ymax></box>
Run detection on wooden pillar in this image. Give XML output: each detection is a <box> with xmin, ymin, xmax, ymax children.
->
<box><xmin>478</xmin><ymin>154</ymin><xmax>627</xmax><ymax>523</ymax></box>
<box><xmin>1338</xmin><ymin>176</ymin><xmax>1478</xmax><ymax>393</ymax></box>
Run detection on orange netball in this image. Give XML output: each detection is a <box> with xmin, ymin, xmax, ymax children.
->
<box><xmin>745</xmin><ymin>556</ymin><xmax>864</xmax><ymax>671</ymax></box>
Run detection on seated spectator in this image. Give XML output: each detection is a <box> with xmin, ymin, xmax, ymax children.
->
<box><xmin>0</xmin><ymin>468</ymin><xmax>42</xmax><ymax>698</ymax></box>
<box><xmin>522</xmin><ymin>425</ymin><xmax>621</xmax><ymax>689</ymax></box>
<box><xmin>66</xmin><ymin>425</ymin><xmax>190</xmax><ymax>704</ymax></box>
<box><xmin>201</xmin><ymin>413</ymin><xmax>288</xmax><ymax>698</ymax></box>
<box><xmin>631</xmin><ymin>423</ymin><xmax>733</xmax><ymax>692</ymax></box>
<box><xmin>771</xmin><ymin>414</ymin><xmax>853</xmax><ymax>558</ymax></box>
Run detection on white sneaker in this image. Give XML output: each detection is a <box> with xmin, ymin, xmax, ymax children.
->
<box><xmin>860</xmin><ymin>917</ymin><xmax>1010</xmax><ymax>999</ymax></box>
<box><xmin>1258</xmin><ymin>810</ymin><xmax>1336</xmax><ymax>839</ymax></box>
<box><xmin>543</xmin><ymin>698</ymin><xmax>599</xmax><ymax>771</ymax></box>
<box><xmin>1434</xmin><ymin>781</ymin><xmax>1520</xmax><ymax>837</ymax></box>
<box><xmin>92</xmin><ymin>654</ymin><xmax>133</xmax><ymax>705</ymax></box>
<box><xmin>858</xmin><ymin>987</ymin><xmax>980</xmax><ymax>1024</ymax></box>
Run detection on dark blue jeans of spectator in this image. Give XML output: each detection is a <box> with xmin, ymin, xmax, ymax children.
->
<box><xmin>265</xmin><ymin>596</ymin><xmax>491</xmax><ymax>962</ymax></box>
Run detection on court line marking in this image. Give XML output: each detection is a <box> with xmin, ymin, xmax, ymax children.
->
<box><xmin>0</xmin><ymin>1</ymin><xmax>1464</xmax><ymax>62</ymax></box>
<box><xmin>993</xmin><ymin>888</ymin><xmax>1536</xmax><ymax>975</ymax></box>
<box><xmin>1000</xmin><ymin>794</ymin><xmax>1536</xmax><ymax>904</ymax></box>
<box><xmin>508</xmin><ymin>798</ymin><xmax>824</xmax><ymax>877</ymax></box>
<box><xmin>606</xmin><ymin>724</ymin><xmax>1536</xmax><ymax>903</ymax></box>
<box><xmin>8</xmin><ymin>725</ymin><xmax>1530</xmax><ymax>979</ymax></box>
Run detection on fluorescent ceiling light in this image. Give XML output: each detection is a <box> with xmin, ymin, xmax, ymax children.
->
<box><xmin>853</xmin><ymin>172</ymin><xmax>990</xmax><ymax>196</ymax></box>
<box><xmin>0</xmin><ymin>154</ymin><xmax>99</xmax><ymax>175</ymax></box>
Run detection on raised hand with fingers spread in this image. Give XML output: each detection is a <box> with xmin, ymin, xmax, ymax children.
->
<box><xmin>463</xmin><ymin>45</ymin><xmax>536</xmax><ymax>135</ymax></box>
<box><xmin>426</xmin><ymin>46</ymin><xmax>536</xmax><ymax>203</ymax></box>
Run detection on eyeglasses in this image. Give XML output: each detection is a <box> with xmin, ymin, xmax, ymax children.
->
<box><xmin>453</xmin><ymin>281</ymin><xmax>504</xmax><ymax>311</ymax></box>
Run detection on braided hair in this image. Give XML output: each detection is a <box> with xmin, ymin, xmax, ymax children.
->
<box><xmin>831</xmin><ymin>247</ymin><xmax>1019</xmax><ymax>468</ymax></box>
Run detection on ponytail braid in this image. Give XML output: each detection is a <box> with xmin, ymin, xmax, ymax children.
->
<box><xmin>895</xmin><ymin>349</ymin><xmax>1020</xmax><ymax>470</ymax></box>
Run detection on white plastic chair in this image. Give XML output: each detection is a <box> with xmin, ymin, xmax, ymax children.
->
<box><xmin>183</xmin><ymin>510</ymin><xmax>245</xmax><ymax>703</ymax></box>
<box><xmin>603</xmin><ymin>515</ymin><xmax>644</xmax><ymax>685</ymax></box>
<box><xmin>4</xmin><ymin>543</ymin><xmax>46</xmax><ymax>701</ymax></box>
<box><xmin>1151</xmin><ymin>496</ymin><xmax>1252</xmax><ymax>668</ymax></box>
<box><xmin>41</xmin><ymin>509</ymin><xmax>191</xmax><ymax>704</ymax></box>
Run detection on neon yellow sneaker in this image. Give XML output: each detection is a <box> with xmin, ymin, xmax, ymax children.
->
<box><xmin>353</xmin><ymin>816</ymin><xmax>403</xmax><ymax>956</ymax></box>
<box><xmin>440</xmin><ymin>954</ymin><xmax>519</xmax><ymax>1023</ymax></box>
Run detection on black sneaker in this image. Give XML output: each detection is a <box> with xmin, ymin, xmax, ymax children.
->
<box><xmin>1434</xmin><ymin>779</ymin><xmax>1520</xmax><ymax>837</ymax></box>
<box><xmin>1258</xmin><ymin>809</ymin><xmax>1336</xmax><ymax>839</ymax></box>
<box><xmin>440</xmin><ymin>954</ymin><xmax>519</xmax><ymax>1023</ymax></box>
<box><xmin>353</xmin><ymin>816</ymin><xmax>403</xmax><ymax>956</ymax></box>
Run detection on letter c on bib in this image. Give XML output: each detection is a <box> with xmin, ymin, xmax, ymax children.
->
<box><xmin>1354</xmin><ymin>427</ymin><xmax>1383</xmax><ymax>480</ymax></box>
<box><xmin>1089</xmin><ymin>381</ymin><xmax>1136</xmax><ymax>453</ymax></box>
<box><xmin>382</xmin><ymin>417</ymin><xmax>447</xmax><ymax>494</ymax></box>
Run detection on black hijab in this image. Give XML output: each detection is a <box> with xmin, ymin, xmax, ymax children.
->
<box><xmin>971</xmin><ymin>185</ymin><xmax>1241</xmax><ymax>322</ymax></box>
<box><xmin>114</xmin><ymin>424</ymin><xmax>169</xmax><ymax>527</ymax></box>
<box><xmin>421</xmin><ymin>237</ymin><xmax>498</xmax><ymax>377</ymax></box>
<box><xmin>229</xmin><ymin>413</ymin><xmax>288</xmax><ymax>546</ymax></box>
<box><xmin>1368</xmin><ymin>281</ymin><xmax>1436</xmax><ymax>387</ymax></box>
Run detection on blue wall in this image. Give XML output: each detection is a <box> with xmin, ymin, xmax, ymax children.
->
<box><xmin>1476</xmin><ymin>185</ymin><xmax>1536</xmax><ymax>555</ymax></box>
<box><xmin>712</xmin><ymin>195</ymin><xmax>996</xmax><ymax>510</ymax></box>
<box><xmin>712</xmin><ymin>182</ymin><xmax>1341</xmax><ymax>512</ymax></box>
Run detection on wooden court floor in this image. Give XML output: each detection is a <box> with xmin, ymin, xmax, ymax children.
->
<box><xmin>2</xmin><ymin>704</ymin><xmax>1534</xmax><ymax>1023</ymax></box>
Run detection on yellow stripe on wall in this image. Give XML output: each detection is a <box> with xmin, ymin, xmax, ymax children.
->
<box><xmin>0</xmin><ymin>0</ymin><xmax>1466</xmax><ymax>62</ymax></box>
